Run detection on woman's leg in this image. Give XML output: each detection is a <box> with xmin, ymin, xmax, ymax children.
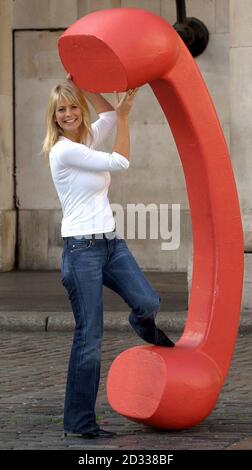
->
<box><xmin>103</xmin><ymin>237</ymin><xmax>174</xmax><ymax>347</ymax></box>
<box><xmin>60</xmin><ymin>238</ymin><xmax>106</xmax><ymax>433</ymax></box>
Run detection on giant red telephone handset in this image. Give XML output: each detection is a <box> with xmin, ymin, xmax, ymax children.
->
<box><xmin>58</xmin><ymin>8</ymin><xmax>244</xmax><ymax>429</ymax></box>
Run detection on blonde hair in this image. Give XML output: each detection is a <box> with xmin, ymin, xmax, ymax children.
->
<box><xmin>42</xmin><ymin>80</ymin><xmax>93</xmax><ymax>159</ymax></box>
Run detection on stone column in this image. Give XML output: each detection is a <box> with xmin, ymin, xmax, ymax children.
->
<box><xmin>230</xmin><ymin>0</ymin><xmax>252</xmax><ymax>310</ymax></box>
<box><xmin>0</xmin><ymin>0</ymin><xmax>16</xmax><ymax>271</ymax></box>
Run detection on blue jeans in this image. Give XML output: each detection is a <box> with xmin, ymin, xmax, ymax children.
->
<box><xmin>61</xmin><ymin>231</ymin><xmax>161</xmax><ymax>433</ymax></box>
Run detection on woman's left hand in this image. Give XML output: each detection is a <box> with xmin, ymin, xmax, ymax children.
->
<box><xmin>114</xmin><ymin>88</ymin><xmax>139</xmax><ymax>118</ymax></box>
<box><xmin>66</xmin><ymin>73</ymin><xmax>72</xmax><ymax>80</ymax></box>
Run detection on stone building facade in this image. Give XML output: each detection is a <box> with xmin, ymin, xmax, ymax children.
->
<box><xmin>0</xmin><ymin>0</ymin><xmax>251</xmax><ymax>309</ymax></box>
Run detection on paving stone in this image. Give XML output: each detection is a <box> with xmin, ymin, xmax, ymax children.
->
<box><xmin>0</xmin><ymin>331</ymin><xmax>252</xmax><ymax>450</ymax></box>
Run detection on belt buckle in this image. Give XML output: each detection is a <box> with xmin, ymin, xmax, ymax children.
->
<box><xmin>83</xmin><ymin>233</ymin><xmax>92</xmax><ymax>239</ymax></box>
<box><xmin>105</xmin><ymin>229</ymin><xmax>116</xmax><ymax>240</ymax></box>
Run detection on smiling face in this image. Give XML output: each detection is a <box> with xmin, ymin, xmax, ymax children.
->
<box><xmin>55</xmin><ymin>98</ymin><xmax>83</xmax><ymax>141</ymax></box>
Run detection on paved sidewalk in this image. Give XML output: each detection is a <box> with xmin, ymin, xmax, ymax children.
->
<box><xmin>0</xmin><ymin>270</ymin><xmax>251</xmax><ymax>451</ymax></box>
<box><xmin>0</xmin><ymin>271</ymin><xmax>251</xmax><ymax>332</ymax></box>
<box><xmin>0</xmin><ymin>330</ymin><xmax>252</xmax><ymax>450</ymax></box>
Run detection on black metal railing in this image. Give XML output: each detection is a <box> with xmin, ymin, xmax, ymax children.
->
<box><xmin>173</xmin><ymin>0</ymin><xmax>209</xmax><ymax>57</ymax></box>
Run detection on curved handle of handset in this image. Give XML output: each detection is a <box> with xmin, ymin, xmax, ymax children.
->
<box><xmin>58</xmin><ymin>8</ymin><xmax>244</xmax><ymax>429</ymax></box>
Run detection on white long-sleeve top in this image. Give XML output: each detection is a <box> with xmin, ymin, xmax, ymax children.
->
<box><xmin>49</xmin><ymin>110</ymin><xmax>129</xmax><ymax>237</ymax></box>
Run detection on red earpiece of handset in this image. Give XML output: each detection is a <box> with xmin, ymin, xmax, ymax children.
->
<box><xmin>58</xmin><ymin>8</ymin><xmax>244</xmax><ymax>429</ymax></box>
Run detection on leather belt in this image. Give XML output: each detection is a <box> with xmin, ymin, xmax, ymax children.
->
<box><xmin>64</xmin><ymin>227</ymin><xmax>116</xmax><ymax>240</ymax></box>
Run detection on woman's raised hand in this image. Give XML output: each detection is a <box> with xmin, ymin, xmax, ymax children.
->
<box><xmin>113</xmin><ymin>88</ymin><xmax>139</xmax><ymax>117</ymax></box>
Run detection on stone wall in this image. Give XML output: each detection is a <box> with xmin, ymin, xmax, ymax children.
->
<box><xmin>0</xmin><ymin>0</ymin><xmax>16</xmax><ymax>271</ymax></box>
<box><xmin>230</xmin><ymin>0</ymin><xmax>252</xmax><ymax>308</ymax></box>
<box><xmin>10</xmin><ymin>0</ymin><xmax>231</xmax><ymax>274</ymax></box>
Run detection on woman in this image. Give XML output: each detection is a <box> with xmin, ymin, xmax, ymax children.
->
<box><xmin>43</xmin><ymin>78</ymin><xmax>174</xmax><ymax>440</ymax></box>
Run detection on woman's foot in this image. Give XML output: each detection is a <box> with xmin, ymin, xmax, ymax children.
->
<box><xmin>129</xmin><ymin>312</ymin><xmax>175</xmax><ymax>347</ymax></box>
<box><xmin>63</xmin><ymin>429</ymin><xmax>116</xmax><ymax>439</ymax></box>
